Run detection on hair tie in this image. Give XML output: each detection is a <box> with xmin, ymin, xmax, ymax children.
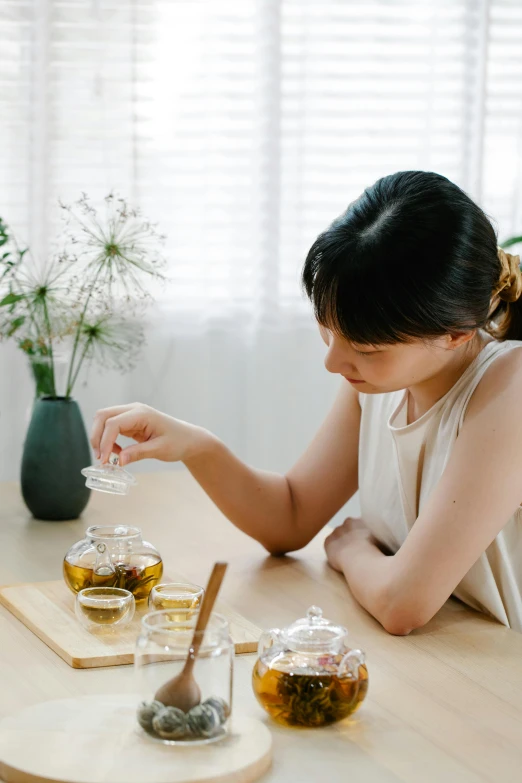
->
<box><xmin>493</xmin><ymin>246</ymin><xmax>522</xmax><ymax>304</ymax></box>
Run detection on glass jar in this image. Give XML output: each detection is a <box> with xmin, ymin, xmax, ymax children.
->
<box><xmin>63</xmin><ymin>525</ymin><xmax>163</xmax><ymax>602</ymax></box>
<box><xmin>252</xmin><ymin>605</ymin><xmax>368</xmax><ymax>728</ymax></box>
<box><xmin>134</xmin><ymin>609</ymin><xmax>233</xmax><ymax>745</ymax></box>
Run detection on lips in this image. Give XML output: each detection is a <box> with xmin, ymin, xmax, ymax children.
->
<box><xmin>344</xmin><ymin>377</ymin><xmax>364</xmax><ymax>384</ymax></box>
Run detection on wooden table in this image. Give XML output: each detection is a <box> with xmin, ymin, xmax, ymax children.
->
<box><xmin>1</xmin><ymin>471</ymin><xmax>522</xmax><ymax>783</ymax></box>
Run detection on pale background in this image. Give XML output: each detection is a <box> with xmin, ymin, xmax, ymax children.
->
<box><xmin>2</xmin><ymin>1</ymin><xmax>522</xmax><ymax>527</ymax></box>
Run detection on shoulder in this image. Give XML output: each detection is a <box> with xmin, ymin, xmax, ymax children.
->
<box><xmin>465</xmin><ymin>343</ymin><xmax>522</xmax><ymax>423</ymax></box>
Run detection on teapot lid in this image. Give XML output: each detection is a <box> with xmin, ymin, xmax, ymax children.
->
<box><xmin>282</xmin><ymin>606</ymin><xmax>347</xmax><ymax>653</ymax></box>
<box><xmin>81</xmin><ymin>453</ymin><xmax>137</xmax><ymax>495</ymax></box>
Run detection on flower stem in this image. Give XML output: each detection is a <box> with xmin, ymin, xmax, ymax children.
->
<box><xmin>67</xmin><ymin>338</ymin><xmax>92</xmax><ymax>398</ymax></box>
<box><xmin>65</xmin><ymin>265</ymin><xmax>103</xmax><ymax>397</ymax></box>
<box><xmin>42</xmin><ymin>297</ymin><xmax>57</xmax><ymax>397</ymax></box>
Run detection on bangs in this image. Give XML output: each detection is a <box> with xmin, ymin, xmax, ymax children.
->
<box><xmin>303</xmin><ymin>248</ymin><xmax>418</xmax><ymax>346</ymax></box>
<box><xmin>302</xmin><ymin>171</ymin><xmax>500</xmax><ymax>346</ymax></box>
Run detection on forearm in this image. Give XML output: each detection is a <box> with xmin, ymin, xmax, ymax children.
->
<box><xmin>337</xmin><ymin>536</ymin><xmax>393</xmax><ymax>622</ymax></box>
<box><xmin>339</xmin><ymin>533</ymin><xmax>443</xmax><ymax>634</ymax></box>
<box><xmin>183</xmin><ymin>431</ymin><xmax>303</xmax><ymax>553</ymax></box>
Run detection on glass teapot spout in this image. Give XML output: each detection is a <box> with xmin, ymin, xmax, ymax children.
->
<box><xmin>93</xmin><ymin>542</ymin><xmax>116</xmax><ymax>579</ymax></box>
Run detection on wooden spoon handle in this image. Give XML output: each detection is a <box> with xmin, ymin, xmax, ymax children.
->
<box><xmin>183</xmin><ymin>562</ymin><xmax>228</xmax><ymax>675</ymax></box>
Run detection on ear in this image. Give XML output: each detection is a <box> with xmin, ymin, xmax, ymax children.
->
<box><xmin>446</xmin><ymin>330</ymin><xmax>476</xmax><ymax>350</ymax></box>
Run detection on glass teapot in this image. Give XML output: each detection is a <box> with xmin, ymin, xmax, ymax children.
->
<box><xmin>252</xmin><ymin>605</ymin><xmax>368</xmax><ymax>728</ymax></box>
<box><xmin>63</xmin><ymin>525</ymin><xmax>163</xmax><ymax>602</ymax></box>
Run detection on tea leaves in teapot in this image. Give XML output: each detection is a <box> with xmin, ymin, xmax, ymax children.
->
<box><xmin>252</xmin><ymin>656</ymin><xmax>368</xmax><ymax>728</ymax></box>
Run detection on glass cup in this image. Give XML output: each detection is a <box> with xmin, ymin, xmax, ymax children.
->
<box><xmin>148</xmin><ymin>582</ymin><xmax>204</xmax><ymax>619</ymax></box>
<box><xmin>76</xmin><ymin>586</ymin><xmax>135</xmax><ymax>632</ymax></box>
<box><xmin>135</xmin><ymin>608</ymin><xmax>233</xmax><ymax>745</ymax></box>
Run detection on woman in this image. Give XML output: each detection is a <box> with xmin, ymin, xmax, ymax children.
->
<box><xmin>90</xmin><ymin>171</ymin><xmax>522</xmax><ymax>634</ymax></box>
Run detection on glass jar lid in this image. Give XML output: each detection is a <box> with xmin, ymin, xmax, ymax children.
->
<box><xmin>282</xmin><ymin>606</ymin><xmax>348</xmax><ymax>653</ymax></box>
<box><xmin>81</xmin><ymin>453</ymin><xmax>137</xmax><ymax>495</ymax></box>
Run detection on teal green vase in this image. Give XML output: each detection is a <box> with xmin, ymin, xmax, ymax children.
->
<box><xmin>21</xmin><ymin>397</ymin><xmax>91</xmax><ymax>521</ymax></box>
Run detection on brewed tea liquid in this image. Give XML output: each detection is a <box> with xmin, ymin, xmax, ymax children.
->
<box><xmin>78</xmin><ymin>601</ymin><xmax>131</xmax><ymax>625</ymax></box>
<box><xmin>149</xmin><ymin>594</ymin><xmax>201</xmax><ymax>620</ymax></box>
<box><xmin>252</xmin><ymin>653</ymin><xmax>368</xmax><ymax>727</ymax></box>
<box><xmin>63</xmin><ymin>555</ymin><xmax>163</xmax><ymax>601</ymax></box>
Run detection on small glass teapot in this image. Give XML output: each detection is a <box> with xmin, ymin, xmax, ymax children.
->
<box><xmin>63</xmin><ymin>525</ymin><xmax>163</xmax><ymax>602</ymax></box>
<box><xmin>252</xmin><ymin>605</ymin><xmax>368</xmax><ymax>728</ymax></box>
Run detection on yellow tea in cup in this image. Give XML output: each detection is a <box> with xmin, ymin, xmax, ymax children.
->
<box><xmin>148</xmin><ymin>582</ymin><xmax>204</xmax><ymax>621</ymax></box>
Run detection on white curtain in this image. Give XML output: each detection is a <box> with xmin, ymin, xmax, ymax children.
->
<box><xmin>1</xmin><ymin>2</ymin><xmax>522</xmax><ymax>526</ymax></box>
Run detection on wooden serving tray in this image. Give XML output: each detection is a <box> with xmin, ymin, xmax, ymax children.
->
<box><xmin>0</xmin><ymin>579</ymin><xmax>261</xmax><ymax>669</ymax></box>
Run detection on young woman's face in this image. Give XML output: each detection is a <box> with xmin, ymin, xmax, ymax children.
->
<box><xmin>318</xmin><ymin>325</ymin><xmax>468</xmax><ymax>393</ymax></box>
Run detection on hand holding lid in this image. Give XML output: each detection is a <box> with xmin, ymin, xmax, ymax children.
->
<box><xmin>81</xmin><ymin>452</ymin><xmax>137</xmax><ymax>495</ymax></box>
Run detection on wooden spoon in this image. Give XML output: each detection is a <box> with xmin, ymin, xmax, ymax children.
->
<box><xmin>153</xmin><ymin>562</ymin><xmax>228</xmax><ymax>712</ymax></box>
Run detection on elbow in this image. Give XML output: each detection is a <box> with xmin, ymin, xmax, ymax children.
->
<box><xmin>262</xmin><ymin>478</ymin><xmax>315</xmax><ymax>556</ymax></box>
<box><xmin>261</xmin><ymin>538</ymin><xmax>307</xmax><ymax>557</ymax></box>
<box><xmin>379</xmin><ymin>612</ymin><xmax>420</xmax><ymax>636</ymax></box>
<box><xmin>262</xmin><ymin>541</ymin><xmax>288</xmax><ymax>557</ymax></box>
<box><xmin>375</xmin><ymin>585</ymin><xmax>435</xmax><ymax>636</ymax></box>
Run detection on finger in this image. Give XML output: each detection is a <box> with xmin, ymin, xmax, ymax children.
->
<box><xmin>90</xmin><ymin>405</ymin><xmax>135</xmax><ymax>458</ymax></box>
<box><xmin>99</xmin><ymin>410</ymin><xmax>144</xmax><ymax>463</ymax></box>
<box><xmin>324</xmin><ymin>531</ymin><xmax>336</xmax><ymax>551</ymax></box>
<box><xmin>119</xmin><ymin>439</ymin><xmax>156</xmax><ymax>466</ymax></box>
<box><xmin>326</xmin><ymin>527</ymin><xmax>340</xmax><ymax>542</ymax></box>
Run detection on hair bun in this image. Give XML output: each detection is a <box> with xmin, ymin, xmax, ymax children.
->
<box><xmin>495</xmin><ymin>247</ymin><xmax>522</xmax><ymax>302</ymax></box>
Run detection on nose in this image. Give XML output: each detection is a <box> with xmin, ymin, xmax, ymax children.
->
<box><xmin>324</xmin><ymin>340</ymin><xmax>356</xmax><ymax>376</ymax></box>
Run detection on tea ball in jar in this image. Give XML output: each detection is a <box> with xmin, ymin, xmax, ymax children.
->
<box><xmin>186</xmin><ymin>703</ymin><xmax>221</xmax><ymax>738</ymax></box>
<box><xmin>203</xmin><ymin>696</ymin><xmax>229</xmax><ymax>724</ymax></box>
<box><xmin>137</xmin><ymin>700</ymin><xmax>164</xmax><ymax>732</ymax></box>
<box><xmin>152</xmin><ymin>706</ymin><xmax>187</xmax><ymax>740</ymax></box>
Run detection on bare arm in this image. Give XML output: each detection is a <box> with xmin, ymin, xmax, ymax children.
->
<box><xmin>184</xmin><ymin>380</ymin><xmax>360</xmax><ymax>553</ymax></box>
<box><xmin>90</xmin><ymin>381</ymin><xmax>360</xmax><ymax>554</ymax></box>
<box><xmin>325</xmin><ymin>349</ymin><xmax>522</xmax><ymax>634</ymax></box>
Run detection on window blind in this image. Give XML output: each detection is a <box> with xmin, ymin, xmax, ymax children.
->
<box><xmin>1</xmin><ymin>0</ymin><xmax>521</xmax><ymax>324</ymax></box>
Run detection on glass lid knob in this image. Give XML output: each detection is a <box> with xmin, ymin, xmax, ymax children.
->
<box><xmin>81</xmin><ymin>452</ymin><xmax>137</xmax><ymax>496</ymax></box>
<box><xmin>307</xmin><ymin>606</ymin><xmax>324</xmax><ymax>623</ymax></box>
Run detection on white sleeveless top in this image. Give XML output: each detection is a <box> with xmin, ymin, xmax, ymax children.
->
<box><xmin>358</xmin><ymin>338</ymin><xmax>522</xmax><ymax>631</ymax></box>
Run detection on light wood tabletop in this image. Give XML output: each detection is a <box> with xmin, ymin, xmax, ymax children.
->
<box><xmin>1</xmin><ymin>470</ymin><xmax>522</xmax><ymax>783</ymax></box>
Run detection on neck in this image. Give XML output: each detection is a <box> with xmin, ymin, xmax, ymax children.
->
<box><xmin>407</xmin><ymin>333</ymin><xmax>490</xmax><ymax>424</ymax></box>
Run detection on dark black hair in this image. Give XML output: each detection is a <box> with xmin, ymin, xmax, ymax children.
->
<box><xmin>302</xmin><ymin>170</ymin><xmax>522</xmax><ymax>344</ymax></box>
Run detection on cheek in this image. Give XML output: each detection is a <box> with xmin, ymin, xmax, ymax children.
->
<box><xmin>361</xmin><ymin>355</ymin><xmax>416</xmax><ymax>387</ymax></box>
<box><xmin>381</xmin><ymin>352</ymin><xmax>432</xmax><ymax>385</ymax></box>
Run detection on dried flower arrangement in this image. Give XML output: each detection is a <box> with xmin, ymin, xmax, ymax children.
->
<box><xmin>0</xmin><ymin>193</ymin><xmax>166</xmax><ymax>398</ymax></box>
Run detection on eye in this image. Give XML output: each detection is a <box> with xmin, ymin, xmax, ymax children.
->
<box><xmin>353</xmin><ymin>349</ymin><xmax>376</xmax><ymax>357</ymax></box>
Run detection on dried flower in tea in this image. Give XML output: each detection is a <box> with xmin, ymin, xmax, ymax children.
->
<box><xmin>252</xmin><ymin>656</ymin><xmax>368</xmax><ymax>728</ymax></box>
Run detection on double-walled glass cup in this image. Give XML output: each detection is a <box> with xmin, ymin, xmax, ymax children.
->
<box><xmin>76</xmin><ymin>587</ymin><xmax>135</xmax><ymax>632</ymax></box>
<box><xmin>148</xmin><ymin>582</ymin><xmax>204</xmax><ymax>617</ymax></box>
<box><xmin>135</xmin><ymin>609</ymin><xmax>233</xmax><ymax>745</ymax></box>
